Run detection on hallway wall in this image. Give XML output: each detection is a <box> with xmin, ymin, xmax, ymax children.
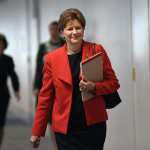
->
<box><xmin>132</xmin><ymin>0</ymin><xmax>150</xmax><ymax>149</ymax></box>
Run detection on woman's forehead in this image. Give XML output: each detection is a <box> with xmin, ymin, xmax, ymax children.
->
<box><xmin>65</xmin><ymin>19</ymin><xmax>82</xmax><ymax>27</ymax></box>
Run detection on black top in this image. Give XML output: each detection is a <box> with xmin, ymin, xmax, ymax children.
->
<box><xmin>55</xmin><ymin>50</ymin><xmax>106</xmax><ymax>150</ymax></box>
<box><xmin>0</xmin><ymin>54</ymin><xmax>19</xmax><ymax>98</ymax></box>
<box><xmin>67</xmin><ymin>50</ymin><xmax>87</xmax><ymax>133</ymax></box>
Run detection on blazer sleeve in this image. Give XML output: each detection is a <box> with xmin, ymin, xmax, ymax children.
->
<box><xmin>95</xmin><ymin>45</ymin><xmax>120</xmax><ymax>96</ymax></box>
<box><xmin>32</xmin><ymin>54</ymin><xmax>54</xmax><ymax>136</ymax></box>
<box><xmin>8</xmin><ymin>57</ymin><xmax>20</xmax><ymax>92</ymax></box>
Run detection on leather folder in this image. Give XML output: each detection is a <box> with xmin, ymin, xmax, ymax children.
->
<box><xmin>80</xmin><ymin>52</ymin><xmax>103</xmax><ymax>101</ymax></box>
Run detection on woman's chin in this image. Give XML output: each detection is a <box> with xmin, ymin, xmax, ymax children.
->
<box><xmin>70</xmin><ymin>39</ymin><xmax>82</xmax><ymax>44</ymax></box>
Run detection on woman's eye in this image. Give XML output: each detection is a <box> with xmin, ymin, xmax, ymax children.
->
<box><xmin>66</xmin><ymin>27</ymin><xmax>82</xmax><ymax>31</ymax></box>
<box><xmin>76</xmin><ymin>27</ymin><xmax>81</xmax><ymax>30</ymax></box>
<box><xmin>67</xmin><ymin>28</ymin><xmax>73</xmax><ymax>31</ymax></box>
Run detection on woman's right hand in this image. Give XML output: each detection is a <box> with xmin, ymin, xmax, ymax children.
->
<box><xmin>30</xmin><ymin>136</ymin><xmax>41</xmax><ymax>148</ymax></box>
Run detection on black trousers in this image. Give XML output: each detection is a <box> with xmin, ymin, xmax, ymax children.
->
<box><xmin>0</xmin><ymin>96</ymin><xmax>9</xmax><ymax>128</ymax></box>
<box><xmin>55</xmin><ymin>122</ymin><xmax>106</xmax><ymax>150</ymax></box>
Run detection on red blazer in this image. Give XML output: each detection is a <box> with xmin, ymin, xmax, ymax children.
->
<box><xmin>32</xmin><ymin>41</ymin><xmax>120</xmax><ymax>136</ymax></box>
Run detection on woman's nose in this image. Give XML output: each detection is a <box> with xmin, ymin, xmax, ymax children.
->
<box><xmin>72</xmin><ymin>28</ymin><xmax>77</xmax><ymax>33</ymax></box>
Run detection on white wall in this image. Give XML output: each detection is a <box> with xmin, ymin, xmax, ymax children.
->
<box><xmin>132</xmin><ymin>0</ymin><xmax>150</xmax><ymax>149</ymax></box>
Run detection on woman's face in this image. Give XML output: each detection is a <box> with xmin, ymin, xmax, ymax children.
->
<box><xmin>62</xmin><ymin>19</ymin><xmax>84</xmax><ymax>45</ymax></box>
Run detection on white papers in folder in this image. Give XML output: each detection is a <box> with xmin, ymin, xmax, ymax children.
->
<box><xmin>80</xmin><ymin>52</ymin><xmax>103</xmax><ymax>101</ymax></box>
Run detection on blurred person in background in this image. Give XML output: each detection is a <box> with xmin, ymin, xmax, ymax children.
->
<box><xmin>30</xmin><ymin>8</ymin><xmax>120</xmax><ymax>150</ymax></box>
<box><xmin>33</xmin><ymin>21</ymin><xmax>65</xmax><ymax>101</ymax></box>
<box><xmin>0</xmin><ymin>33</ymin><xmax>20</xmax><ymax>149</ymax></box>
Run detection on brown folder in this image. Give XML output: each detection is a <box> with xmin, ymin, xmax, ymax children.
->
<box><xmin>80</xmin><ymin>52</ymin><xmax>103</xmax><ymax>101</ymax></box>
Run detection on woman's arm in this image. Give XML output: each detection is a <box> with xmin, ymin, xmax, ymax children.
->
<box><xmin>79</xmin><ymin>44</ymin><xmax>120</xmax><ymax>96</ymax></box>
<box><xmin>9</xmin><ymin>57</ymin><xmax>20</xmax><ymax>100</ymax></box>
<box><xmin>32</xmin><ymin>54</ymin><xmax>54</xmax><ymax>137</ymax></box>
<box><xmin>95</xmin><ymin>45</ymin><xmax>120</xmax><ymax>96</ymax></box>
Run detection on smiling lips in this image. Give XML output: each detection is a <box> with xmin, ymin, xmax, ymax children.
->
<box><xmin>71</xmin><ymin>35</ymin><xmax>81</xmax><ymax>40</ymax></box>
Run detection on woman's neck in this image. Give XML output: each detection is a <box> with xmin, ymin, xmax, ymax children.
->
<box><xmin>67</xmin><ymin>42</ymin><xmax>82</xmax><ymax>55</ymax></box>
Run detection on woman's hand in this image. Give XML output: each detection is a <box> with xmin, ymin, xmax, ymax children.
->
<box><xmin>30</xmin><ymin>136</ymin><xmax>41</xmax><ymax>148</ymax></box>
<box><xmin>79</xmin><ymin>79</ymin><xmax>96</xmax><ymax>92</ymax></box>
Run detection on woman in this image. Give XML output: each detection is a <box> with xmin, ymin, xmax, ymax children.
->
<box><xmin>30</xmin><ymin>8</ymin><xmax>120</xmax><ymax>150</ymax></box>
<box><xmin>0</xmin><ymin>33</ymin><xmax>20</xmax><ymax>148</ymax></box>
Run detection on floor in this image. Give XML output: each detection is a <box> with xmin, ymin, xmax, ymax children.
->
<box><xmin>1</xmin><ymin>122</ymin><xmax>57</xmax><ymax>150</ymax></box>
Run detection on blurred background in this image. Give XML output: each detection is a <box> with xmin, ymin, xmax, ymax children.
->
<box><xmin>0</xmin><ymin>0</ymin><xmax>150</xmax><ymax>150</ymax></box>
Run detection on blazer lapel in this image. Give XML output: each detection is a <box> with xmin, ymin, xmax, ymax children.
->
<box><xmin>57</xmin><ymin>41</ymin><xmax>91</xmax><ymax>85</ymax></box>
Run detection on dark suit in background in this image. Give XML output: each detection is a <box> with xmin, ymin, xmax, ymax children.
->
<box><xmin>33</xmin><ymin>39</ymin><xmax>65</xmax><ymax>102</ymax></box>
<box><xmin>0</xmin><ymin>54</ymin><xmax>19</xmax><ymax>127</ymax></box>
